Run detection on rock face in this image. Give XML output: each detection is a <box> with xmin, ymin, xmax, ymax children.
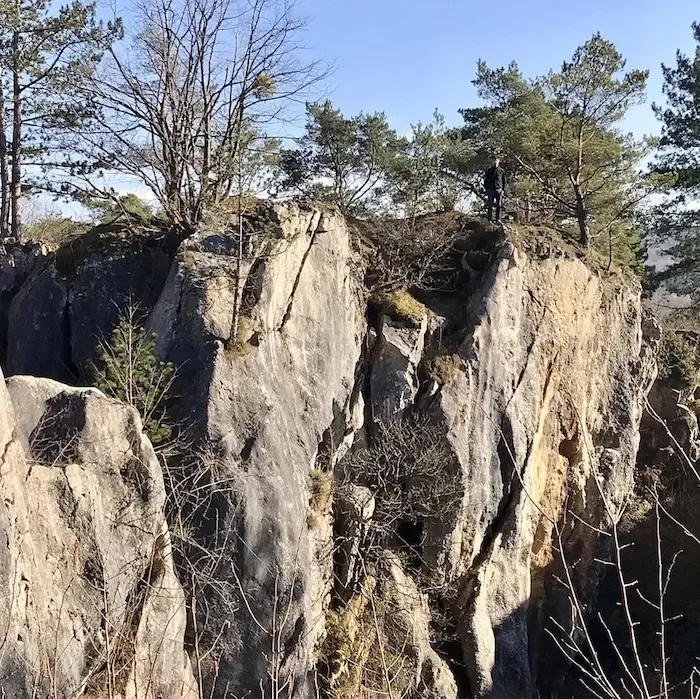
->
<box><xmin>2</xmin><ymin>228</ymin><xmax>180</xmax><ymax>381</ymax></box>
<box><xmin>0</xmin><ymin>240</ymin><xmax>47</xmax><ymax>367</ymax></box>
<box><xmin>7</xmin><ymin>267</ymin><xmax>71</xmax><ymax>381</ymax></box>
<box><xmin>0</xmin><ymin>369</ymin><xmax>195</xmax><ymax>698</ymax></box>
<box><xmin>371</xmin><ymin>315</ymin><xmax>427</xmax><ymax>421</ymax></box>
<box><xmin>148</xmin><ymin>203</ymin><xmax>366</xmax><ymax>696</ymax></box>
<box><xmin>436</xmin><ymin>243</ymin><xmax>656</xmax><ymax>696</ymax></box>
<box><xmin>0</xmin><ymin>206</ymin><xmax>657</xmax><ymax>699</ymax></box>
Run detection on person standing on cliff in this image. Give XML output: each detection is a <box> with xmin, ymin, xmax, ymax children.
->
<box><xmin>484</xmin><ymin>157</ymin><xmax>506</xmax><ymax>224</ymax></box>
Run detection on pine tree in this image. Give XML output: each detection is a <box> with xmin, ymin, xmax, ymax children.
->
<box><xmin>0</xmin><ymin>0</ymin><xmax>120</xmax><ymax>238</ymax></box>
<box><xmin>381</xmin><ymin>110</ymin><xmax>469</xmax><ymax>217</ymax></box>
<box><xmin>91</xmin><ymin>309</ymin><xmax>175</xmax><ymax>444</ymax></box>
<box><xmin>277</xmin><ymin>100</ymin><xmax>401</xmax><ymax>214</ymax></box>
<box><xmin>650</xmin><ymin>22</ymin><xmax>700</xmax><ymax>304</ymax></box>
<box><xmin>456</xmin><ymin>35</ymin><xmax>649</xmax><ymax>257</ymax></box>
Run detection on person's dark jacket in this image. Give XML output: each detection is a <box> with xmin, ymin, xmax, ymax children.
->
<box><xmin>484</xmin><ymin>165</ymin><xmax>506</xmax><ymax>192</ymax></box>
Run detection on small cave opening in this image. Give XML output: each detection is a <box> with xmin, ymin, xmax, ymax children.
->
<box><xmin>366</xmin><ymin>297</ymin><xmax>382</xmax><ymax>332</ymax></box>
<box><xmin>61</xmin><ymin>300</ymin><xmax>80</xmax><ymax>383</ymax></box>
<box><xmin>397</xmin><ymin>518</ymin><xmax>423</xmax><ymax>548</ymax></box>
<box><xmin>396</xmin><ymin>518</ymin><xmax>424</xmax><ymax>573</ymax></box>
<box><xmin>240</xmin><ymin>435</ymin><xmax>257</xmax><ymax>461</ymax></box>
<box><xmin>558</xmin><ymin>433</ymin><xmax>580</xmax><ymax>462</ymax></box>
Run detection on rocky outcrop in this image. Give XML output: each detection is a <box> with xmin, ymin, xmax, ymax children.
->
<box><xmin>2</xmin><ymin>228</ymin><xmax>180</xmax><ymax>381</ymax></box>
<box><xmin>147</xmin><ymin>203</ymin><xmax>366</xmax><ymax>696</ymax></box>
<box><xmin>322</xmin><ymin>551</ymin><xmax>458</xmax><ymax>699</ymax></box>
<box><xmin>437</xmin><ymin>242</ymin><xmax>656</xmax><ymax>696</ymax></box>
<box><xmin>0</xmin><ymin>368</ymin><xmax>195</xmax><ymax>698</ymax></box>
<box><xmin>0</xmin><ymin>206</ymin><xmax>658</xmax><ymax>698</ymax></box>
<box><xmin>371</xmin><ymin>314</ymin><xmax>427</xmax><ymax>421</ymax></box>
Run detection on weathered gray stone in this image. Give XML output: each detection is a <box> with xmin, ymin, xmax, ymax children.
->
<box><xmin>378</xmin><ymin>552</ymin><xmax>458</xmax><ymax>699</ymax></box>
<box><xmin>0</xmin><ymin>241</ymin><xmax>48</xmax><ymax>366</ymax></box>
<box><xmin>0</xmin><ymin>370</ymin><xmax>196</xmax><ymax>698</ymax></box>
<box><xmin>334</xmin><ymin>483</ymin><xmax>375</xmax><ymax>600</ymax></box>
<box><xmin>370</xmin><ymin>314</ymin><xmax>427</xmax><ymax>421</ymax></box>
<box><xmin>150</xmin><ymin>202</ymin><xmax>365</xmax><ymax>697</ymax></box>
<box><xmin>7</xmin><ymin>267</ymin><xmax>71</xmax><ymax>380</ymax></box>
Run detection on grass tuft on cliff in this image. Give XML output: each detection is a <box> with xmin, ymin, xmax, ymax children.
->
<box><xmin>373</xmin><ymin>288</ymin><xmax>427</xmax><ymax>327</ymax></box>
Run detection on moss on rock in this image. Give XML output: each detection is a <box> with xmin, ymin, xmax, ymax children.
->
<box><xmin>374</xmin><ymin>289</ymin><xmax>427</xmax><ymax>328</ymax></box>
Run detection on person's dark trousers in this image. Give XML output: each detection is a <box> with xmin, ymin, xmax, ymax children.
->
<box><xmin>486</xmin><ymin>189</ymin><xmax>503</xmax><ymax>222</ymax></box>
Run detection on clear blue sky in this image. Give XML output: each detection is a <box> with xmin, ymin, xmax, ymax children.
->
<box><xmin>296</xmin><ymin>0</ymin><xmax>699</xmax><ymax>137</ymax></box>
<box><xmin>54</xmin><ymin>0</ymin><xmax>698</xmax><ymax>219</ymax></box>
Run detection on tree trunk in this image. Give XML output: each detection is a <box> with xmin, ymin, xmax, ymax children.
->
<box><xmin>574</xmin><ymin>184</ymin><xmax>589</xmax><ymax>247</ymax></box>
<box><xmin>199</xmin><ymin>83</ymin><xmax>211</xmax><ymax>222</ymax></box>
<box><xmin>11</xmin><ymin>25</ymin><xmax>21</xmax><ymax>240</ymax></box>
<box><xmin>0</xmin><ymin>76</ymin><xmax>10</xmax><ymax>238</ymax></box>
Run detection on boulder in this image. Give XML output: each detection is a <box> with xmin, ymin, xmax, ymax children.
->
<box><xmin>370</xmin><ymin>314</ymin><xmax>427</xmax><ymax>421</ymax></box>
<box><xmin>0</xmin><ymin>370</ymin><xmax>196</xmax><ymax>698</ymax></box>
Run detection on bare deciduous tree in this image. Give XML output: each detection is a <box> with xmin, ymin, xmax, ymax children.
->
<box><xmin>70</xmin><ymin>0</ymin><xmax>323</xmax><ymax>230</ymax></box>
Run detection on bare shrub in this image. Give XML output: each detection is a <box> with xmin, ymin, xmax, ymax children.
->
<box><xmin>339</xmin><ymin>418</ymin><xmax>461</xmax><ymax>575</ymax></box>
<box><xmin>354</xmin><ymin>212</ymin><xmax>498</xmax><ymax>293</ymax></box>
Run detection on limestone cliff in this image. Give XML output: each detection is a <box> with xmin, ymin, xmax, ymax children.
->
<box><xmin>0</xmin><ymin>204</ymin><xmax>658</xmax><ymax>698</ymax></box>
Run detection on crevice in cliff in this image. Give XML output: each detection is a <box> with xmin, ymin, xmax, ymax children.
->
<box><xmin>278</xmin><ymin>214</ymin><xmax>322</xmax><ymax>331</ymax></box>
<box><xmin>503</xmin><ymin>313</ymin><xmax>549</xmax><ymax>415</ymax></box>
<box><xmin>60</xmin><ymin>295</ymin><xmax>80</xmax><ymax>383</ymax></box>
<box><xmin>360</xmin><ymin>317</ymin><xmax>382</xmax><ymax>441</ymax></box>
<box><xmin>317</xmin><ymin>398</ymin><xmax>352</xmax><ymax>469</ymax></box>
<box><xmin>465</xmin><ymin>417</ymin><xmax>528</xmax><ymax>586</ymax></box>
<box><xmin>240</xmin><ymin>255</ymin><xmax>267</xmax><ymax>317</ymax></box>
<box><xmin>0</xmin><ymin>277</ymin><xmax>26</xmax><ymax>371</ymax></box>
<box><xmin>434</xmin><ymin>623</ymin><xmax>472</xmax><ymax>697</ymax></box>
<box><xmin>240</xmin><ymin>435</ymin><xmax>257</xmax><ymax>461</ymax></box>
<box><xmin>0</xmin><ymin>427</ymin><xmax>17</xmax><ymax>468</ymax></box>
<box><xmin>174</xmin><ymin>265</ymin><xmax>186</xmax><ymax>323</ymax></box>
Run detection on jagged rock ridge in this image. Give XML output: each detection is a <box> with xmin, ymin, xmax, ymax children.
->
<box><xmin>0</xmin><ymin>203</ymin><xmax>657</xmax><ymax>698</ymax></box>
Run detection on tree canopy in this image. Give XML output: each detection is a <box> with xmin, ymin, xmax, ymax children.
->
<box><xmin>0</xmin><ymin>0</ymin><xmax>120</xmax><ymax>237</ymax></box>
<box><xmin>650</xmin><ymin>22</ymin><xmax>700</xmax><ymax>304</ymax></box>
<box><xmin>276</xmin><ymin>100</ymin><xmax>401</xmax><ymax>215</ymax></box>
<box><xmin>0</xmin><ymin>7</ymin><xmax>697</xmax><ymax>279</ymax></box>
<box><xmin>457</xmin><ymin>34</ymin><xmax>649</xmax><ymax>253</ymax></box>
